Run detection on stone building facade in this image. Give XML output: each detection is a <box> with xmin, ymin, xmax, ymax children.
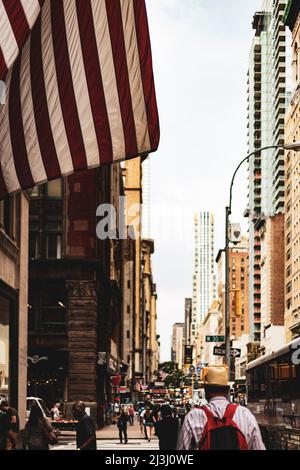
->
<box><xmin>0</xmin><ymin>193</ymin><xmax>29</xmax><ymax>429</ymax></box>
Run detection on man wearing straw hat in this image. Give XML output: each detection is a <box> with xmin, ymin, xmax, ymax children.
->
<box><xmin>177</xmin><ymin>365</ymin><xmax>265</xmax><ymax>450</ymax></box>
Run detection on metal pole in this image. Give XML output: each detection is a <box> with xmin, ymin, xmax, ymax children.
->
<box><xmin>224</xmin><ymin>145</ymin><xmax>284</xmax><ymax>381</ymax></box>
<box><xmin>225</xmin><ymin>206</ymin><xmax>231</xmax><ymax>379</ymax></box>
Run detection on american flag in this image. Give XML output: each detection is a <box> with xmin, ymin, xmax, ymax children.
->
<box><xmin>0</xmin><ymin>0</ymin><xmax>159</xmax><ymax>199</ymax></box>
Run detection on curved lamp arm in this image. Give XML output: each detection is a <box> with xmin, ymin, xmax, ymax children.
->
<box><xmin>228</xmin><ymin>145</ymin><xmax>283</xmax><ymax>213</ymax></box>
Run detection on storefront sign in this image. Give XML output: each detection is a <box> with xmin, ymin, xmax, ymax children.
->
<box><xmin>154</xmin><ymin>381</ymin><xmax>165</xmax><ymax>387</ymax></box>
<box><xmin>28</xmin><ymin>355</ymin><xmax>48</xmax><ymax>364</ymax></box>
<box><xmin>150</xmin><ymin>388</ymin><xmax>167</xmax><ymax>395</ymax></box>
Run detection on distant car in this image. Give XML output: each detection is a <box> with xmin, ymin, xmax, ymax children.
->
<box><xmin>26</xmin><ymin>397</ymin><xmax>52</xmax><ymax>421</ymax></box>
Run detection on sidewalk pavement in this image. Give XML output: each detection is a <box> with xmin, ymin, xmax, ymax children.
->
<box><xmin>96</xmin><ymin>420</ymin><xmax>147</xmax><ymax>439</ymax></box>
<box><xmin>59</xmin><ymin>419</ymin><xmax>155</xmax><ymax>441</ymax></box>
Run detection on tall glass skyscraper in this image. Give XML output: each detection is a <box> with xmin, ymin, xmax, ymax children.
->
<box><xmin>247</xmin><ymin>0</ymin><xmax>290</xmax><ymax>345</ymax></box>
<box><xmin>191</xmin><ymin>212</ymin><xmax>215</xmax><ymax>340</ymax></box>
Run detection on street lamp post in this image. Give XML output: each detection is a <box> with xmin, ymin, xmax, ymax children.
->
<box><xmin>224</xmin><ymin>142</ymin><xmax>300</xmax><ymax>378</ymax></box>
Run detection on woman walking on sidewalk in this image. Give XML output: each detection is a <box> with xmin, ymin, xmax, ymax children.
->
<box><xmin>143</xmin><ymin>407</ymin><xmax>156</xmax><ymax>442</ymax></box>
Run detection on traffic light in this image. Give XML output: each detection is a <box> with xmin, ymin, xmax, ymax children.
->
<box><xmin>234</xmin><ymin>289</ymin><xmax>242</xmax><ymax>317</ymax></box>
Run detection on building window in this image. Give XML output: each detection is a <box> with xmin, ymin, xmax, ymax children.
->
<box><xmin>29</xmin><ymin>225</ymin><xmax>39</xmax><ymax>260</ymax></box>
<box><xmin>46</xmin><ymin>234</ymin><xmax>62</xmax><ymax>259</ymax></box>
<box><xmin>41</xmin><ymin>290</ymin><xmax>66</xmax><ymax>332</ymax></box>
<box><xmin>294</xmin><ymin>42</ymin><xmax>298</xmax><ymax>83</ymax></box>
<box><xmin>30</xmin><ymin>186</ymin><xmax>41</xmax><ymax>198</ymax></box>
<box><xmin>0</xmin><ymin>196</ymin><xmax>14</xmax><ymax>239</ymax></box>
<box><xmin>46</xmin><ymin>179</ymin><xmax>63</xmax><ymax>199</ymax></box>
<box><xmin>28</xmin><ymin>285</ymin><xmax>67</xmax><ymax>334</ymax></box>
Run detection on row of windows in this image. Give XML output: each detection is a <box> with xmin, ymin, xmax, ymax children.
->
<box><xmin>30</xmin><ymin>233</ymin><xmax>62</xmax><ymax>260</ymax></box>
<box><xmin>29</xmin><ymin>179</ymin><xmax>63</xmax><ymax>260</ymax></box>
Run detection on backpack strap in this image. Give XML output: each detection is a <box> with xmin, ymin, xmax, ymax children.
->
<box><xmin>200</xmin><ymin>405</ymin><xmax>216</xmax><ymax>421</ymax></box>
<box><xmin>223</xmin><ymin>404</ymin><xmax>238</xmax><ymax>422</ymax></box>
<box><xmin>223</xmin><ymin>404</ymin><xmax>249</xmax><ymax>450</ymax></box>
<box><xmin>198</xmin><ymin>406</ymin><xmax>216</xmax><ymax>450</ymax></box>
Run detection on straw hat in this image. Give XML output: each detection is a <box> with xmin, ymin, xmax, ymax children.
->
<box><xmin>203</xmin><ymin>365</ymin><xmax>229</xmax><ymax>387</ymax></box>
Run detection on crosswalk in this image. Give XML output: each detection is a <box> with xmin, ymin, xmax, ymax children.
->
<box><xmin>52</xmin><ymin>438</ymin><xmax>159</xmax><ymax>451</ymax></box>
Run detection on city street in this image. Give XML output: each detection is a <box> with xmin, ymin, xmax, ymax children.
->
<box><xmin>1</xmin><ymin>0</ymin><xmax>300</xmax><ymax>455</ymax></box>
<box><xmin>52</xmin><ymin>421</ymin><xmax>159</xmax><ymax>451</ymax></box>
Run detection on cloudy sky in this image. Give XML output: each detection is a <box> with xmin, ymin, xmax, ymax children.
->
<box><xmin>145</xmin><ymin>0</ymin><xmax>264</xmax><ymax>361</ymax></box>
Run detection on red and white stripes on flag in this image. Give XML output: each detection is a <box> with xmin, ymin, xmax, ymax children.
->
<box><xmin>0</xmin><ymin>0</ymin><xmax>43</xmax><ymax>81</ymax></box>
<box><xmin>0</xmin><ymin>0</ymin><xmax>159</xmax><ymax>199</ymax></box>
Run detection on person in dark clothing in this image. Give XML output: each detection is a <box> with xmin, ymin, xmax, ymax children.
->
<box><xmin>155</xmin><ymin>405</ymin><xmax>179</xmax><ymax>450</ymax></box>
<box><xmin>24</xmin><ymin>404</ymin><xmax>57</xmax><ymax>450</ymax></box>
<box><xmin>0</xmin><ymin>409</ymin><xmax>10</xmax><ymax>450</ymax></box>
<box><xmin>116</xmin><ymin>407</ymin><xmax>128</xmax><ymax>444</ymax></box>
<box><xmin>144</xmin><ymin>407</ymin><xmax>156</xmax><ymax>442</ymax></box>
<box><xmin>72</xmin><ymin>401</ymin><xmax>97</xmax><ymax>450</ymax></box>
<box><xmin>0</xmin><ymin>400</ymin><xmax>20</xmax><ymax>450</ymax></box>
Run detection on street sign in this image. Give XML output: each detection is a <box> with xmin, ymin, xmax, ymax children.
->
<box><xmin>150</xmin><ymin>388</ymin><xmax>167</xmax><ymax>395</ymax></box>
<box><xmin>229</xmin><ymin>223</ymin><xmax>241</xmax><ymax>244</ymax></box>
<box><xmin>206</xmin><ymin>335</ymin><xmax>225</xmax><ymax>343</ymax></box>
<box><xmin>213</xmin><ymin>346</ymin><xmax>241</xmax><ymax>358</ymax></box>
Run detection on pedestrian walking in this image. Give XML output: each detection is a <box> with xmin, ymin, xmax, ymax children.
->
<box><xmin>72</xmin><ymin>401</ymin><xmax>97</xmax><ymax>450</ymax></box>
<box><xmin>139</xmin><ymin>407</ymin><xmax>146</xmax><ymax>434</ymax></box>
<box><xmin>177</xmin><ymin>404</ymin><xmax>186</xmax><ymax>428</ymax></box>
<box><xmin>143</xmin><ymin>407</ymin><xmax>156</xmax><ymax>442</ymax></box>
<box><xmin>50</xmin><ymin>403</ymin><xmax>60</xmax><ymax>421</ymax></box>
<box><xmin>128</xmin><ymin>405</ymin><xmax>135</xmax><ymax>426</ymax></box>
<box><xmin>0</xmin><ymin>400</ymin><xmax>20</xmax><ymax>450</ymax></box>
<box><xmin>155</xmin><ymin>405</ymin><xmax>179</xmax><ymax>450</ymax></box>
<box><xmin>0</xmin><ymin>408</ymin><xmax>10</xmax><ymax>451</ymax></box>
<box><xmin>177</xmin><ymin>366</ymin><xmax>266</xmax><ymax>450</ymax></box>
<box><xmin>24</xmin><ymin>404</ymin><xmax>57</xmax><ymax>450</ymax></box>
<box><xmin>116</xmin><ymin>407</ymin><xmax>129</xmax><ymax>444</ymax></box>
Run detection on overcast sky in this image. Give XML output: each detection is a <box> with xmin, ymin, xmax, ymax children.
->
<box><xmin>145</xmin><ymin>0</ymin><xmax>265</xmax><ymax>362</ymax></box>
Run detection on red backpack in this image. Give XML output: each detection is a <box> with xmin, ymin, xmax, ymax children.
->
<box><xmin>198</xmin><ymin>404</ymin><xmax>248</xmax><ymax>451</ymax></box>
